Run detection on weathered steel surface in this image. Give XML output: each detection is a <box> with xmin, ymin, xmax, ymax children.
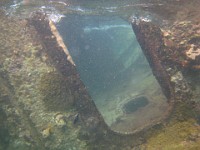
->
<box><xmin>132</xmin><ymin>20</ymin><xmax>174</xmax><ymax>101</ymax></box>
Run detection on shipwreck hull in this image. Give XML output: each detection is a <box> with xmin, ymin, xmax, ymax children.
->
<box><xmin>28</xmin><ymin>12</ymin><xmax>177</xmax><ymax>145</ymax></box>
<box><xmin>0</xmin><ymin>8</ymin><xmax>199</xmax><ymax>149</ymax></box>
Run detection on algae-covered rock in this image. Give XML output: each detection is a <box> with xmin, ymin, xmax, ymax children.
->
<box><xmin>146</xmin><ymin>119</ymin><xmax>200</xmax><ymax>150</ymax></box>
<box><xmin>39</xmin><ymin>71</ymin><xmax>75</xmax><ymax>111</ymax></box>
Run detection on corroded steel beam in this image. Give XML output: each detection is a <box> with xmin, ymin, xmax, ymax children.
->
<box><xmin>131</xmin><ymin>19</ymin><xmax>175</xmax><ymax>102</ymax></box>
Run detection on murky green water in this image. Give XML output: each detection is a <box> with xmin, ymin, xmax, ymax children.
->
<box><xmin>0</xmin><ymin>0</ymin><xmax>170</xmax><ymax>135</ymax></box>
<box><xmin>1</xmin><ymin>0</ymin><xmax>200</xmax><ymax>149</ymax></box>
<box><xmin>57</xmin><ymin>14</ymin><xmax>167</xmax><ymax>131</ymax></box>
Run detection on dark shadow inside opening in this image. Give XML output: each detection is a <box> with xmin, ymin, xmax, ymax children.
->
<box><xmin>123</xmin><ymin>96</ymin><xmax>149</xmax><ymax>114</ymax></box>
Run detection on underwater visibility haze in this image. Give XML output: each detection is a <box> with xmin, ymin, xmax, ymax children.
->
<box><xmin>1</xmin><ymin>0</ymin><xmax>200</xmax><ymax>150</ymax></box>
<box><xmin>57</xmin><ymin>14</ymin><xmax>168</xmax><ymax>132</ymax></box>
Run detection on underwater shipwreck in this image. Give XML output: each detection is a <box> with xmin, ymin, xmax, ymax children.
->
<box><xmin>0</xmin><ymin>0</ymin><xmax>200</xmax><ymax>150</ymax></box>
